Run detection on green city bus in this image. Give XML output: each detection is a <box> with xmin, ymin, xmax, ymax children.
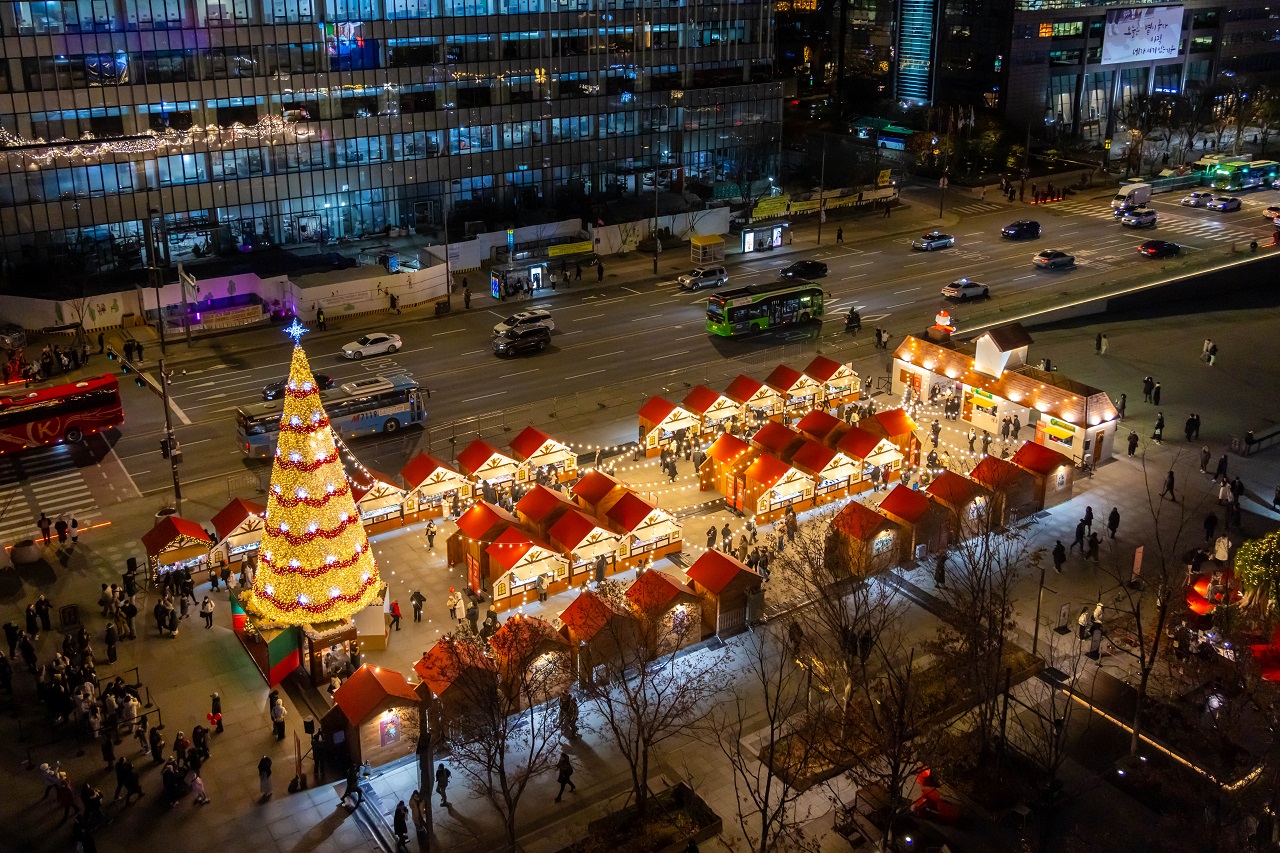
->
<box><xmin>706</xmin><ymin>281</ymin><xmax>825</xmax><ymax>337</ymax></box>
<box><xmin>1203</xmin><ymin>158</ymin><xmax>1279</xmax><ymax>191</ymax></box>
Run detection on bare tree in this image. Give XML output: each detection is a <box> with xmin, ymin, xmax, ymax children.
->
<box><xmin>730</xmin><ymin>123</ymin><xmax>782</xmax><ymax>219</ymax></box>
<box><xmin>707</xmin><ymin>622</ymin><xmax>820</xmax><ymax>853</ymax></box>
<box><xmin>441</xmin><ymin>634</ymin><xmax>565</xmax><ymax>847</ymax></box>
<box><xmin>582</xmin><ymin>597</ymin><xmax>728</xmax><ymax>818</ymax></box>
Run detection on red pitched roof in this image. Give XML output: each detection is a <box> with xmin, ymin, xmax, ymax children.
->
<box><xmin>485</xmin><ymin>527</ymin><xmax>541</xmax><ymax>573</ymax></box>
<box><xmin>764</xmin><ymin>363</ymin><xmax>805</xmax><ymax>394</ymax></box>
<box><xmin>351</xmin><ymin>467</ymin><xmax>401</xmax><ymax>502</ymax></box>
<box><xmin>333</xmin><ymin>664</ymin><xmax>419</xmax><ymax>724</ymax></box>
<box><xmin>790</xmin><ymin>439</ymin><xmax>839</xmax><ymax>476</ymax></box>
<box><xmin>796</xmin><ymin>409</ymin><xmax>845</xmax><ymax>442</ymax></box>
<box><xmin>490</xmin><ymin>614</ymin><xmax>568</xmax><ymax>662</ymax></box>
<box><xmin>878</xmin><ymin>485</ymin><xmax>932</xmax><ymax>524</ymax></box>
<box><xmin>606</xmin><ymin>491</ymin><xmax>657</xmax><ymax>533</ymax></box>
<box><xmin>548</xmin><ymin>508</ymin><xmax>606</xmax><ymax>551</ymax></box>
<box><xmin>752</xmin><ymin>421</ymin><xmax>800</xmax><ymax>456</ymax></box>
<box><xmin>400</xmin><ymin>453</ymin><xmax>460</xmax><ymax>490</ymax></box>
<box><xmin>509</xmin><ymin>426</ymin><xmax>559</xmax><ymax>461</ymax></box>
<box><xmin>456</xmin><ymin>440</ymin><xmax>512</xmax><ymax>477</ymax></box>
<box><xmin>804</xmin><ymin>355</ymin><xmax>847</xmax><ymax>383</ymax></box>
<box><xmin>706</xmin><ymin>433</ymin><xmax>751</xmax><ymax>464</ymax></box>
<box><xmin>745</xmin><ymin>453</ymin><xmax>793</xmax><ymax>489</ymax></box>
<box><xmin>969</xmin><ymin>455</ymin><xmax>1025</xmax><ymax>490</ymax></box>
<box><xmin>837</xmin><ymin>426</ymin><xmax>885</xmax><ymax>460</ymax></box>
<box><xmin>832</xmin><ymin>500</ymin><xmax>894</xmax><ymax>540</ymax></box>
<box><xmin>455</xmin><ymin>501</ymin><xmax>519</xmax><ymax>539</ymax></box>
<box><xmin>926</xmin><ymin>471</ymin><xmax>982</xmax><ymax>507</ymax></box>
<box><xmin>142</xmin><ymin>515</ymin><xmax>213</xmax><ymax>556</ymax></box>
<box><xmin>638</xmin><ymin>397</ymin><xmax>679</xmax><ymax>426</ymax></box>
<box><xmin>414</xmin><ymin>639</ymin><xmax>496</xmax><ymax>696</ymax></box>
<box><xmin>1011</xmin><ymin>441</ymin><xmax>1072</xmax><ymax>476</ymax></box>
<box><xmin>515</xmin><ymin>484</ymin><xmax>575</xmax><ymax>524</ymax></box>
<box><xmin>572</xmin><ymin>470</ymin><xmax>622</xmax><ymax>506</ymax></box>
<box><xmin>724</xmin><ymin>374</ymin><xmax>766</xmax><ymax>404</ymax></box>
<box><xmin>683</xmin><ymin>385</ymin><xmax>728</xmax><ymax>415</ymax></box>
<box><xmin>559</xmin><ymin>590</ymin><xmax>630</xmax><ymax>642</ymax></box>
<box><xmin>626</xmin><ymin>569</ymin><xmax>695</xmax><ymax>612</ymax></box>
<box><xmin>874</xmin><ymin>408</ymin><xmax>917</xmax><ymax>438</ymax></box>
<box><xmin>686</xmin><ymin>549</ymin><xmax>759</xmax><ymax>595</ymax></box>
<box><xmin>211</xmin><ymin>498</ymin><xmax>264</xmax><ymax>542</ymax></box>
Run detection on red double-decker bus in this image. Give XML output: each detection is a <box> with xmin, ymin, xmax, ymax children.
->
<box><xmin>0</xmin><ymin>375</ymin><xmax>124</xmax><ymax>453</ymax></box>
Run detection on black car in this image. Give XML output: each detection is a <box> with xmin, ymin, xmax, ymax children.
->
<box><xmin>493</xmin><ymin>326</ymin><xmax>551</xmax><ymax>357</ymax></box>
<box><xmin>262</xmin><ymin>372</ymin><xmax>334</xmax><ymax>401</ymax></box>
<box><xmin>1139</xmin><ymin>239</ymin><xmax>1181</xmax><ymax>258</ymax></box>
<box><xmin>1001</xmin><ymin>220</ymin><xmax>1041</xmax><ymax>240</ymax></box>
<box><xmin>779</xmin><ymin>260</ymin><xmax>829</xmax><ymax>280</ymax></box>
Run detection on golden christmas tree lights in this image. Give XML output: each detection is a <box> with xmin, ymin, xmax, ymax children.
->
<box><xmin>241</xmin><ymin>321</ymin><xmax>381</xmax><ymax>625</ymax></box>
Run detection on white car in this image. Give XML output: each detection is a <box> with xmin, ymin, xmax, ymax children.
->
<box><xmin>1181</xmin><ymin>191</ymin><xmax>1214</xmax><ymax>207</ymax></box>
<box><xmin>493</xmin><ymin>309</ymin><xmax>555</xmax><ymax>336</ymax></box>
<box><xmin>941</xmin><ymin>278</ymin><xmax>990</xmax><ymax>301</ymax></box>
<box><xmin>911</xmin><ymin>231</ymin><xmax>956</xmax><ymax>251</ymax></box>
<box><xmin>341</xmin><ymin>332</ymin><xmax>401</xmax><ymax>359</ymax></box>
<box><xmin>1121</xmin><ymin>209</ymin><xmax>1158</xmax><ymax>228</ymax></box>
<box><xmin>1263</xmin><ymin>205</ymin><xmax>1280</xmax><ymax>222</ymax></box>
<box><xmin>1207</xmin><ymin>196</ymin><xmax>1242</xmax><ymax>212</ymax></box>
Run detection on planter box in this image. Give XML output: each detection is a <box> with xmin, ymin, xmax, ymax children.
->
<box><xmin>556</xmin><ymin>783</ymin><xmax>721</xmax><ymax>853</ymax></box>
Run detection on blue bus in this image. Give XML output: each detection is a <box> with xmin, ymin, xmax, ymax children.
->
<box><xmin>236</xmin><ymin>374</ymin><xmax>426</xmax><ymax>458</ymax></box>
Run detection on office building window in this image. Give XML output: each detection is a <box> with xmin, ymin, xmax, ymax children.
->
<box><xmin>262</xmin><ymin>0</ymin><xmax>314</xmax><ymax>22</ymax></box>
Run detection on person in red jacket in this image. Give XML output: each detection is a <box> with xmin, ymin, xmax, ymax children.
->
<box><xmin>390</xmin><ymin>601</ymin><xmax>402</xmax><ymax>632</ymax></box>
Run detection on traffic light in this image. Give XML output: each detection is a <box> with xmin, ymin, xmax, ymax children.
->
<box><xmin>106</xmin><ymin>347</ymin><xmax>116</xmax><ymax>361</ymax></box>
<box><xmin>160</xmin><ymin>438</ymin><xmax>171</xmax><ymax>458</ymax></box>
<box><xmin>134</xmin><ymin>375</ymin><xmax>144</xmax><ymax>388</ymax></box>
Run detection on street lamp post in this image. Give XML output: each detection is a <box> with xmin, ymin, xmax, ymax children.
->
<box><xmin>158</xmin><ymin>357</ymin><xmax>182</xmax><ymax>514</ymax></box>
<box><xmin>652</xmin><ymin>175</ymin><xmax>660</xmax><ymax>276</ymax></box>
<box><xmin>816</xmin><ymin>135</ymin><xmax>827</xmax><ymax>246</ymax></box>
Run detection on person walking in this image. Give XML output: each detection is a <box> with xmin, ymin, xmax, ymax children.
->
<box><xmin>426</xmin><ymin>520</ymin><xmax>437</xmax><ymax>549</ymax></box>
<box><xmin>1116</xmin><ymin>393</ymin><xmax>1126</xmax><ymax>421</ymax></box>
<box><xmin>1070</xmin><ymin>519</ymin><xmax>1086</xmax><ymax>553</ymax></box>
<box><xmin>270</xmin><ymin>697</ymin><xmax>287</xmax><ymax>740</ymax></box>
<box><xmin>1052</xmin><ymin>540</ymin><xmax>1067</xmax><ymax>573</ymax></box>
<box><xmin>1152</xmin><ymin>382</ymin><xmax>1162</xmax><ymax>405</ymax></box>
<box><xmin>389</xmin><ymin>600</ymin><xmax>402</xmax><ymax>631</ymax></box>
<box><xmin>199</xmin><ymin>596</ymin><xmax>214</xmax><ymax>628</ymax></box>
<box><xmin>535</xmin><ymin>573</ymin><xmax>548</xmax><ymax>603</ymax></box>
<box><xmin>1082</xmin><ymin>506</ymin><xmax>1094</xmax><ymax>536</ymax></box>
<box><xmin>409</xmin><ymin>789</ymin><xmax>426</xmax><ymax>835</ymax></box>
<box><xmin>1161</xmin><ymin>470</ymin><xmax>1176</xmax><ymax>501</ymax></box>
<box><xmin>554</xmin><ymin>752</ymin><xmax>576</xmax><ymax>802</ymax></box>
<box><xmin>1207</xmin><ymin>344</ymin><xmax>1219</xmax><ymax>366</ymax></box>
<box><xmin>1127</xmin><ymin>431</ymin><xmax>1139</xmax><ymax>457</ymax></box>
<box><xmin>316</xmin><ymin>307</ymin><xmax>327</xmax><ymax>331</ymax></box>
<box><xmin>104</xmin><ymin>621</ymin><xmax>118</xmax><ymax>663</ymax></box>
<box><xmin>453</xmin><ymin>591</ymin><xmax>467</xmax><ymax>624</ymax></box>
<box><xmin>1085</xmin><ymin>532</ymin><xmax>1101</xmax><ymax>563</ymax></box>
<box><xmin>112</xmin><ymin>757</ymin><xmax>143</xmax><ymax>804</ymax></box>
<box><xmin>836</xmin><ymin>226</ymin><xmax>843</xmax><ymax>243</ymax></box>
<box><xmin>410</xmin><ymin>589</ymin><xmax>425</xmax><ymax>622</ymax></box>
<box><xmin>35</xmin><ymin>594</ymin><xmax>52</xmax><ymax>632</ymax></box>
<box><xmin>1142</xmin><ymin>376</ymin><xmax>1154</xmax><ymax>403</ymax></box>
<box><xmin>257</xmin><ymin>755</ymin><xmax>273</xmax><ymax>802</ymax></box>
<box><xmin>1095</xmin><ymin>333</ymin><xmax>1102</xmax><ymax>355</ymax></box>
<box><xmin>190</xmin><ymin>770</ymin><xmax>210</xmax><ymax>805</ymax></box>
<box><xmin>883</xmin><ymin>201</ymin><xmax>892</xmax><ymax>218</ymax></box>
<box><xmin>135</xmin><ymin>341</ymin><xmax>144</xmax><ymax>362</ymax></box>
<box><xmin>1152</xmin><ymin>412</ymin><xmax>1164</xmax><ymax>443</ymax></box>
<box><xmin>597</xmin><ymin>261</ymin><xmax>605</xmax><ymax>283</ymax></box>
<box><xmin>37</xmin><ymin>512</ymin><xmax>52</xmax><ymax>544</ymax></box>
<box><xmin>1204</xmin><ymin>512</ymin><xmax>1219</xmax><ymax>542</ymax></box>
<box><xmin>463</xmin><ymin>285</ymin><xmax>471</xmax><ymax>309</ymax></box>
<box><xmin>341</xmin><ymin>764</ymin><xmax>365</xmax><ymax>808</ymax></box>
<box><xmin>1107</xmin><ymin>507</ymin><xmax>1120</xmax><ymax>539</ymax></box>
<box><xmin>209</xmin><ymin>692</ymin><xmax>223</xmax><ymax>733</ymax></box>
<box><xmin>1100</xmin><ymin>334</ymin><xmax>1108</xmax><ymax>355</ymax></box>
<box><xmin>393</xmin><ymin>801</ymin><xmax>410</xmax><ymax>850</ymax></box>
<box><xmin>1200</xmin><ymin>446</ymin><xmax>1212</xmax><ymax>473</ymax></box>
<box><xmin>54</xmin><ymin>515</ymin><xmax>68</xmax><ymax>544</ymax></box>
<box><xmin>1214</xmin><ymin>454</ymin><xmax>1229</xmax><ymax>483</ymax></box>
<box><xmin>435</xmin><ymin>762</ymin><xmax>451</xmax><ymax>806</ymax></box>
<box><xmin>1202</xmin><ymin>337</ymin><xmax>1213</xmax><ymax>362</ymax></box>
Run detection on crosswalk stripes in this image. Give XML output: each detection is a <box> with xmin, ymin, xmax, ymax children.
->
<box><xmin>951</xmin><ymin>202</ymin><xmax>1003</xmax><ymax>215</ymax></box>
<box><xmin>0</xmin><ymin>445</ymin><xmax>99</xmax><ymax>543</ymax></box>
<box><xmin>1046</xmin><ymin>199</ymin><xmax>1262</xmax><ymax>243</ymax></box>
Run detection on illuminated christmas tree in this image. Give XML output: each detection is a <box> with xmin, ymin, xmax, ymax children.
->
<box><xmin>242</xmin><ymin>320</ymin><xmax>381</xmax><ymax>625</ymax></box>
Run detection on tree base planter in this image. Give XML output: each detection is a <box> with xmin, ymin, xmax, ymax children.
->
<box><xmin>555</xmin><ymin>784</ymin><xmax>722</xmax><ymax>853</ymax></box>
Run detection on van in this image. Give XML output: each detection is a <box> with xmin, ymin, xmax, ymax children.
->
<box><xmin>677</xmin><ymin>265</ymin><xmax>728</xmax><ymax>292</ymax></box>
<box><xmin>1111</xmin><ymin>183</ymin><xmax>1152</xmax><ymax>209</ymax></box>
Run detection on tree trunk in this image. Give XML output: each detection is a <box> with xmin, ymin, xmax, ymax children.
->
<box><xmin>1130</xmin><ymin>667</ymin><xmax>1151</xmax><ymax>757</ymax></box>
<box><xmin>636</xmin><ymin>749</ymin><xmax>650</xmax><ymax>818</ymax></box>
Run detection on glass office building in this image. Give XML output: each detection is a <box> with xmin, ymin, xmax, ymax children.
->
<box><xmin>0</xmin><ymin>0</ymin><xmax>780</xmax><ymax>274</ymax></box>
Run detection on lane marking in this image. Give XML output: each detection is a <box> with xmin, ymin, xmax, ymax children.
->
<box><xmin>576</xmin><ymin>314</ymin><xmax>604</xmax><ymax>320</ymax></box>
<box><xmin>651</xmin><ymin>350</ymin><xmax>690</xmax><ymax>360</ymax></box>
<box><xmin>432</xmin><ymin>328</ymin><xmax>464</xmax><ymax>336</ymax></box>
<box><xmin>622</xmin><ymin>287</ymin><xmax>642</xmax><ymax>294</ymax></box>
<box><xmin>462</xmin><ymin>391</ymin><xmax>507</xmax><ymax>403</ymax></box>
<box><xmin>588</xmin><ymin>350</ymin><xmax>625</xmax><ymax>360</ymax></box>
<box><xmin>565</xmin><ymin>369</ymin><xmax>606</xmax><ymax>380</ymax></box>
<box><xmin>894</xmin><ymin>287</ymin><xmax>920</xmax><ymax>293</ymax></box>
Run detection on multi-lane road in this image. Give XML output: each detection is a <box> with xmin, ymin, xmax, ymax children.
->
<box><xmin>40</xmin><ymin>183</ymin><xmax>1280</xmax><ymax>514</ymax></box>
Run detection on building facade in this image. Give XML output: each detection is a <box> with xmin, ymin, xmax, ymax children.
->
<box><xmin>0</xmin><ymin>0</ymin><xmax>780</xmax><ymax>273</ymax></box>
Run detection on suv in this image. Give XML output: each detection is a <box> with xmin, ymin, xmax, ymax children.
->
<box><xmin>1120</xmin><ymin>209</ymin><xmax>1158</xmax><ymax>228</ymax></box>
<box><xmin>677</xmin><ymin>266</ymin><xmax>729</xmax><ymax>291</ymax></box>
<box><xmin>493</xmin><ymin>326</ymin><xmax>551</xmax><ymax>357</ymax></box>
<box><xmin>493</xmin><ymin>309</ymin><xmax>554</xmax><ymax>336</ymax></box>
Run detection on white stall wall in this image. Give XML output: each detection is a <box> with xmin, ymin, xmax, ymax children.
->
<box><xmin>591</xmin><ymin>208</ymin><xmax>731</xmax><ymax>256</ymax></box>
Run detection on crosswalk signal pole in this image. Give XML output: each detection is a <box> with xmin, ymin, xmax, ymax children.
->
<box><xmin>158</xmin><ymin>357</ymin><xmax>182</xmax><ymax>513</ymax></box>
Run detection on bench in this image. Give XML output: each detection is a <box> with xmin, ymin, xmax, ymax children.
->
<box><xmin>1230</xmin><ymin>424</ymin><xmax>1280</xmax><ymax>457</ymax></box>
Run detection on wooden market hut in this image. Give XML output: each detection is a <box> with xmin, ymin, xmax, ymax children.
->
<box><xmin>509</xmin><ymin>426</ymin><xmax>578</xmax><ymax>482</ymax></box>
<box><xmin>351</xmin><ymin>467</ymin><xmax>408</xmax><ymax>533</ymax></box>
<box><xmin>828</xmin><ymin>499</ymin><xmax>905</xmax><ymax>577</ymax></box>
<box><xmin>804</xmin><ymin>355</ymin><xmax>859</xmax><ymax>406</ymax></box>
<box><xmin>209</xmin><ymin>497</ymin><xmax>265</xmax><ymax>573</ymax></box>
<box><xmin>548</xmin><ymin>508</ymin><xmax>623</xmax><ymax>584</ymax></box>
<box><xmin>414</xmin><ymin>638</ymin><xmax>498</xmax><ymax>739</ymax></box>
<box><xmin>764</xmin><ymin>363</ymin><xmax>825</xmax><ymax>419</ymax></box>
<box><xmin>750</xmin><ymin>420</ymin><xmax>805</xmax><ymax>461</ymax></box>
<box><xmin>877</xmin><ymin>484</ymin><xmax>950</xmax><ymax>560</ymax></box>
<box><xmin>699</xmin><ymin>432</ymin><xmax>753</xmax><ymax>493</ymax></box>
<box><xmin>605</xmin><ymin>491</ymin><xmax>682</xmax><ymax>568</ymax></box>
<box><xmin>790</xmin><ymin>438</ymin><xmax>857</xmax><ymax>505</ymax></box>
<box><xmin>142</xmin><ymin>515</ymin><xmax>214</xmax><ymax>582</ymax></box>
<box><xmin>742</xmin><ymin>453</ymin><xmax>815</xmax><ymax>522</ymax></box>
<box><xmin>926</xmin><ymin>471</ymin><xmax>994</xmax><ymax>535</ymax></box>
<box><xmin>724</xmin><ymin>374</ymin><xmax>782</xmax><ymax>424</ymax></box>
<box><xmin>557</xmin><ymin>589</ymin><xmax>638</xmax><ymax>686</ymax></box>
<box><xmin>489</xmin><ymin>613</ymin><xmax>573</xmax><ymax>708</ymax></box>
<box><xmin>515</xmin><ymin>484</ymin><xmax>578</xmax><ymax>536</ymax></box>
<box><xmin>684</xmin><ymin>549</ymin><xmax>762</xmax><ymax>638</ymax></box>
<box><xmin>486</xmin><ymin>527</ymin><xmax>571</xmax><ymax>610</ymax></box>
<box><xmin>625</xmin><ymin>569</ymin><xmax>701</xmax><ymax>655</ymax></box>
<box><xmin>862</xmin><ymin>408</ymin><xmax>920</xmax><ymax>464</ymax></box>
<box><xmin>682</xmin><ymin>385</ymin><xmax>741</xmax><ymax>440</ymax></box>
<box><xmin>446</xmin><ymin>501</ymin><xmax>521</xmax><ymax>593</ymax></box>
<box><xmin>322</xmin><ymin>664</ymin><xmax>422</xmax><ymax>768</ymax></box>
<box><xmin>968</xmin><ymin>454</ymin><xmax>1039</xmax><ymax>528</ymax></box>
<box><xmin>837</xmin><ymin>426</ymin><xmax>903</xmax><ymax>490</ymax></box>
<box><xmin>637</xmin><ymin>397</ymin><xmax>701</xmax><ymax>458</ymax></box>
<box><xmin>796</xmin><ymin>408</ymin><xmax>850</xmax><ymax>448</ymax></box>
<box><xmin>571</xmin><ymin>469</ymin><xmax>626</xmax><ymax>514</ymax></box>
<box><xmin>400</xmin><ymin>453</ymin><xmax>470</xmax><ymax>520</ymax></box>
<box><xmin>456</xmin><ymin>439</ymin><xmax>522</xmax><ymax>499</ymax></box>
<box><xmin>1011</xmin><ymin>441</ymin><xmax>1076</xmax><ymax>511</ymax></box>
